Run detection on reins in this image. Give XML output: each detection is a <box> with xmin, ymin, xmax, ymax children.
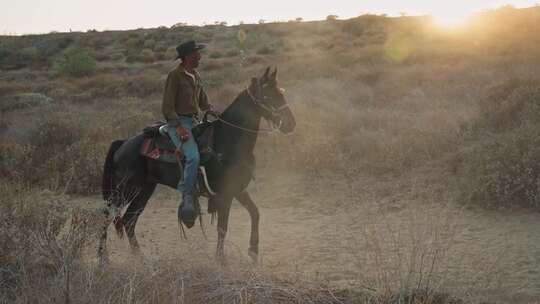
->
<box><xmin>217</xmin><ymin>116</ymin><xmax>279</xmax><ymax>133</ymax></box>
<box><xmin>215</xmin><ymin>88</ymin><xmax>288</xmax><ymax>134</ymax></box>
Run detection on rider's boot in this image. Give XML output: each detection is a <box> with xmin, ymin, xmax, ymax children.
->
<box><xmin>179</xmin><ymin>191</ymin><xmax>198</xmax><ymax>228</ymax></box>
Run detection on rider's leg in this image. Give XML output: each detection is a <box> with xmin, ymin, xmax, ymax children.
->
<box><xmin>167</xmin><ymin>116</ymin><xmax>200</xmax><ymax>227</ymax></box>
<box><xmin>178</xmin><ymin>117</ymin><xmax>200</xmax><ymax>195</ymax></box>
<box><xmin>166</xmin><ymin>120</ymin><xmax>183</xmax><ymax>149</ymax></box>
<box><xmin>166</xmin><ymin>118</ymin><xmax>199</xmax><ymax>193</ymax></box>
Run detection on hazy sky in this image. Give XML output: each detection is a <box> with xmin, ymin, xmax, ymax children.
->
<box><xmin>1</xmin><ymin>0</ymin><xmax>538</xmax><ymax>34</ymax></box>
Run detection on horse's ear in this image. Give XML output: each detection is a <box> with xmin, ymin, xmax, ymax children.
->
<box><xmin>250</xmin><ymin>77</ymin><xmax>262</xmax><ymax>97</ymax></box>
<box><xmin>261</xmin><ymin>66</ymin><xmax>270</xmax><ymax>82</ymax></box>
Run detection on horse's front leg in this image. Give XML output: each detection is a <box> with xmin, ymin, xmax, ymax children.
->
<box><xmin>235</xmin><ymin>191</ymin><xmax>259</xmax><ymax>263</ymax></box>
<box><xmin>216</xmin><ymin>196</ymin><xmax>233</xmax><ymax>262</ymax></box>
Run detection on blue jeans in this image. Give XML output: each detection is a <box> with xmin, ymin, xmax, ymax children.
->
<box><xmin>167</xmin><ymin>116</ymin><xmax>199</xmax><ymax>195</ymax></box>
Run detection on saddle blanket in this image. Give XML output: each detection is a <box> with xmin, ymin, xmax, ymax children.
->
<box><xmin>140</xmin><ymin>137</ymin><xmax>177</xmax><ymax>163</ymax></box>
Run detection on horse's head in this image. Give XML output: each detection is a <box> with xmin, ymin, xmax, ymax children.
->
<box><xmin>248</xmin><ymin>67</ymin><xmax>296</xmax><ymax>134</ymax></box>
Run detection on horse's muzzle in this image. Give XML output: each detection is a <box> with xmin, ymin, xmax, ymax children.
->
<box><xmin>279</xmin><ymin>107</ymin><xmax>296</xmax><ymax>134</ymax></box>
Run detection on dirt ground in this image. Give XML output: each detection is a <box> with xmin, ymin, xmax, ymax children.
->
<box><xmin>78</xmin><ymin>168</ymin><xmax>540</xmax><ymax>303</ymax></box>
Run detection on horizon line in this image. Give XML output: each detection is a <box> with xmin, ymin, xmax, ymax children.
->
<box><xmin>1</xmin><ymin>4</ymin><xmax>537</xmax><ymax>36</ymax></box>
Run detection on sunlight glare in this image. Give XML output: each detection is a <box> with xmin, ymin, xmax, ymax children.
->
<box><xmin>434</xmin><ymin>15</ymin><xmax>467</xmax><ymax>28</ymax></box>
<box><xmin>431</xmin><ymin>6</ymin><xmax>474</xmax><ymax>29</ymax></box>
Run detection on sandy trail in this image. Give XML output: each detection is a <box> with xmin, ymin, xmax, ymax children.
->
<box><xmin>86</xmin><ymin>170</ymin><xmax>540</xmax><ymax>302</ymax></box>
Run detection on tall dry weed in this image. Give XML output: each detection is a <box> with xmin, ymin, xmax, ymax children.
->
<box><xmin>459</xmin><ymin>79</ymin><xmax>540</xmax><ymax>209</ymax></box>
<box><xmin>0</xmin><ymin>186</ymin><xmax>347</xmax><ymax>304</ymax></box>
<box><xmin>345</xmin><ymin>198</ymin><xmax>514</xmax><ymax>303</ymax></box>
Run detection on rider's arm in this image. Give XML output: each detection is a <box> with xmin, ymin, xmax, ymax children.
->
<box><xmin>198</xmin><ymin>87</ymin><xmax>212</xmax><ymax>111</ymax></box>
<box><xmin>162</xmin><ymin>71</ymin><xmax>180</xmax><ymax>122</ymax></box>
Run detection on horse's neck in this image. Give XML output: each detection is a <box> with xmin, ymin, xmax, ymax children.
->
<box><xmin>216</xmin><ymin>93</ymin><xmax>261</xmax><ymax>160</ymax></box>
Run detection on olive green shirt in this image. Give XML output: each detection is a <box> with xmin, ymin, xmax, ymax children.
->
<box><xmin>162</xmin><ymin>65</ymin><xmax>210</xmax><ymax>121</ymax></box>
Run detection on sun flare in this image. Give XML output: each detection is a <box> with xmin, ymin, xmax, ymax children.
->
<box><xmin>433</xmin><ymin>15</ymin><xmax>468</xmax><ymax>28</ymax></box>
<box><xmin>430</xmin><ymin>6</ymin><xmax>474</xmax><ymax>28</ymax></box>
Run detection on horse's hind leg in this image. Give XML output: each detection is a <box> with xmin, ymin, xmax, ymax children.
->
<box><xmin>235</xmin><ymin>191</ymin><xmax>260</xmax><ymax>262</ymax></box>
<box><xmin>122</xmin><ymin>182</ymin><xmax>156</xmax><ymax>254</ymax></box>
<box><xmin>97</xmin><ymin>202</ymin><xmax>120</xmax><ymax>266</ymax></box>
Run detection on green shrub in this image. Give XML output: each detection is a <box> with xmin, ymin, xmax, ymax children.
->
<box><xmin>165</xmin><ymin>46</ymin><xmax>177</xmax><ymax>60</ymax></box>
<box><xmin>210</xmin><ymin>51</ymin><xmax>223</xmax><ymax>58</ymax></box>
<box><xmin>256</xmin><ymin>45</ymin><xmax>276</xmax><ymax>55</ymax></box>
<box><xmin>20</xmin><ymin>47</ymin><xmax>39</xmax><ymax>62</ymax></box>
<box><xmin>0</xmin><ymin>35</ymin><xmax>73</xmax><ymax>69</ymax></box>
<box><xmin>110</xmin><ymin>52</ymin><xmax>125</xmax><ymax>61</ymax></box>
<box><xmin>143</xmin><ymin>39</ymin><xmax>156</xmax><ymax>49</ymax></box>
<box><xmin>141</xmin><ymin>48</ymin><xmax>155</xmax><ymax>63</ymax></box>
<box><xmin>56</xmin><ymin>47</ymin><xmax>97</xmax><ymax>77</ymax></box>
<box><xmin>153</xmin><ymin>42</ymin><xmax>168</xmax><ymax>52</ymax></box>
<box><xmin>126</xmin><ymin>37</ymin><xmax>143</xmax><ymax>48</ymax></box>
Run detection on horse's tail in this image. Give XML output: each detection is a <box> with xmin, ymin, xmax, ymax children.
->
<box><xmin>102</xmin><ymin>140</ymin><xmax>125</xmax><ymax>202</ymax></box>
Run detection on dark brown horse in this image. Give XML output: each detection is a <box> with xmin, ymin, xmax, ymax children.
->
<box><xmin>98</xmin><ymin>67</ymin><xmax>295</xmax><ymax>263</ymax></box>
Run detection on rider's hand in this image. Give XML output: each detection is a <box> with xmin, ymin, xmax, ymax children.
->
<box><xmin>207</xmin><ymin>107</ymin><xmax>220</xmax><ymax>116</ymax></box>
<box><xmin>207</xmin><ymin>104</ymin><xmax>221</xmax><ymax>114</ymax></box>
<box><xmin>176</xmin><ymin>126</ymin><xmax>190</xmax><ymax>142</ymax></box>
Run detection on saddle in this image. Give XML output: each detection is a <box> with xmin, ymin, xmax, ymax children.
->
<box><xmin>140</xmin><ymin>113</ymin><xmax>221</xmax><ymax>196</ymax></box>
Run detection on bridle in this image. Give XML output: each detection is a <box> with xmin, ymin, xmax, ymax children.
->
<box><xmin>215</xmin><ymin>86</ymin><xmax>290</xmax><ymax>134</ymax></box>
<box><xmin>245</xmin><ymin>85</ymin><xmax>290</xmax><ymax>115</ymax></box>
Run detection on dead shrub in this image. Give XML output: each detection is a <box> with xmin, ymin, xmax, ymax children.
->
<box><xmin>459</xmin><ymin>124</ymin><xmax>540</xmax><ymax>210</ymax></box>
<box><xmin>0</xmin><ymin>111</ymin><xmax>113</xmax><ymax>194</ymax></box>
<box><xmin>0</xmin><ymin>182</ymin><xmax>99</xmax><ymax>303</ymax></box>
<box><xmin>0</xmin><ymin>81</ymin><xmax>29</xmax><ymax>98</ymax></box>
<box><xmin>201</xmin><ymin>59</ymin><xmax>225</xmax><ymax>72</ymax></box>
<box><xmin>478</xmin><ymin>78</ymin><xmax>540</xmax><ymax>131</ymax></box>
<box><xmin>122</xmin><ymin>73</ymin><xmax>163</xmax><ymax>97</ymax></box>
<box><xmin>1</xmin><ymin>93</ymin><xmax>53</xmax><ymax>112</ymax></box>
<box><xmin>458</xmin><ymin>79</ymin><xmax>540</xmax><ymax>209</ymax></box>
<box><xmin>76</xmin><ymin>73</ymin><xmax>124</xmax><ymax>99</ymax></box>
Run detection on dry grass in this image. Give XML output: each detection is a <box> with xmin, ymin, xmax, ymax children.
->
<box><xmin>348</xmin><ymin>202</ymin><xmax>513</xmax><ymax>303</ymax></box>
<box><xmin>0</xmin><ymin>181</ymin><xmax>470</xmax><ymax>304</ymax></box>
<box><xmin>0</xmin><ymin>182</ymin><xmax>344</xmax><ymax>303</ymax></box>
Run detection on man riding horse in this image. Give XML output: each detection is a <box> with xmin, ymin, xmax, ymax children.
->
<box><xmin>162</xmin><ymin>40</ymin><xmax>212</xmax><ymax>226</ymax></box>
<box><xmin>99</xmin><ymin>40</ymin><xmax>296</xmax><ymax>263</ymax></box>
